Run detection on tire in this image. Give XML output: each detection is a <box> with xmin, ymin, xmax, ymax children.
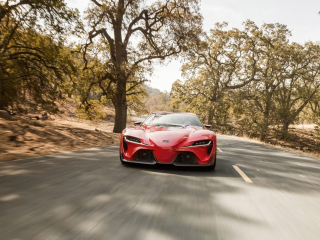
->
<box><xmin>206</xmin><ymin>153</ymin><xmax>217</xmax><ymax>171</ymax></box>
<box><xmin>120</xmin><ymin>159</ymin><xmax>127</xmax><ymax>165</ymax></box>
<box><xmin>119</xmin><ymin>151</ymin><xmax>128</xmax><ymax>165</ymax></box>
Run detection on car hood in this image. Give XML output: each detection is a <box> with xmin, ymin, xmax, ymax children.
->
<box><xmin>123</xmin><ymin>125</ymin><xmax>214</xmax><ymax>148</ymax></box>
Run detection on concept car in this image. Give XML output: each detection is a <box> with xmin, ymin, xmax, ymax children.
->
<box><xmin>120</xmin><ymin>112</ymin><xmax>217</xmax><ymax>169</ymax></box>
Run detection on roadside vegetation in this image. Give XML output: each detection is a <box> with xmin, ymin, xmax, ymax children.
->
<box><xmin>171</xmin><ymin>21</ymin><xmax>320</xmax><ymax>152</ymax></box>
<box><xmin>0</xmin><ymin>0</ymin><xmax>320</xmax><ymax>158</ymax></box>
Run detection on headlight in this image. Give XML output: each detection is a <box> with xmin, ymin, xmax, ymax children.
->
<box><xmin>192</xmin><ymin>140</ymin><xmax>212</xmax><ymax>146</ymax></box>
<box><xmin>124</xmin><ymin>136</ymin><xmax>148</xmax><ymax>146</ymax></box>
<box><xmin>183</xmin><ymin>140</ymin><xmax>212</xmax><ymax>148</ymax></box>
<box><xmin>124</xmin><ymin>136</ymin><xmax>142</xmax><ymax>143</ymax></box>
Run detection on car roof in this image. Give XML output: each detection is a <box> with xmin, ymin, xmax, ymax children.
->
<box><xmin>152</xmin><ymin>111</ymin><xmax>197</xmax><ymax>116</ymax></box>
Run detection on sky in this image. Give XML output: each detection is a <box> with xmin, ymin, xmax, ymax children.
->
<box><xmin>67</xmin><ymin>0</ymin><xmax>320</xmax><ymax>92</ymax></box>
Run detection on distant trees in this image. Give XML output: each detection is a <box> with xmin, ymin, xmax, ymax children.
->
<box><xmin>273</xmin><ymin>42</ymin><xmax>320</xmax><ymax>132</ymax></box>
<box><xmin>235</xmin><ymin>37</ymin><xmax>320</xmax><ymax>140</ymax></box>
<box><xmin>171</xmin><ymin>21</ymin><xmax>261</xmax><ymax>127</ymax></box>
<box><xmin>172</xmin><ymin>21</ymin><xmax>320</xmax><ymax>140</ymax></box>
<box><xmin>82</xmin><ymin>0</ymin><xmax>202</xmax><ymax>133</ymax></box>
<box><xmin>2</xmin><ymin>0</ymin><xmax>319</xmax><ymax>142</ymax></box>
<box><xmin>146</xmin><ymin>91</ymin><xmax>171</xmax><ymax>113</ymax></box>
<box><xmin>233</xmin><ymin>22</ymin><xmax>293</xmax><ymax>140</ymax></box>
<box><xmin>0</xmin><ymin>0</ymin><xmax>79</xmax><ymax>113</ymax></box>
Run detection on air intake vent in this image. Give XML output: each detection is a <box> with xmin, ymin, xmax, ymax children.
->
<box><xmin>123</xmin><ymin>138</ymin><xmax>128</xmax><ymax>151</ymax></box>
<box><xmin>135</xmin><ymin>150</ymin><xmax>156</xmax><ymax>164</ymax></box>
<box><xmin>174</xmin><ymin>152</ymin><xmax>197</xmax><ymax>165</ymax></box>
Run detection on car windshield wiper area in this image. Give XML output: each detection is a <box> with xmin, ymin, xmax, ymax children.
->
<box><xmin>154</xmin><ymin>123</ymin><xmax>185</xmax><ymax>128</ymax></box>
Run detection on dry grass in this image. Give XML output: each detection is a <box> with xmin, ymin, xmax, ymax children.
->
<box><xmin>224</xmin><ymin>125</ymin><xmax>320</xmax><ymax>158</ymax></box>
<box><xmin>265</xmin><ymin>127</ymin><xmax>320</xmax><ymax>157</ymax></box>
<box><xmin>1</xmin><ymin>97</ymin><xmax>319</xmax><ymax>161</ymax></box>
<box><xmin>0</xmin><ymin>116</ymin><xmax>121</xmax><ymax>162</ymax></box>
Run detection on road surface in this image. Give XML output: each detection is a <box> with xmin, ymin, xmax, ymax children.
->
<box><xmin>1</xmin><ymin>135</ymin><xmax>320</xmax><ymax>240</ymax></box>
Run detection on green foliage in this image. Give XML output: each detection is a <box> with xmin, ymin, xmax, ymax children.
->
<box><xmin>0</xmin><ymin>0</ymin><xmax>80</xmax><ymax>113</ymax></box>
<box><xmin>314</xmin><ymin>126</ymin><xmax>320</xmax><ymax>148</ymax></box>
<box><xmin>75</xmin><ymin>99</ymin><xmax>106</xmax><ymax>120</ymax></box>
<box><xmin>145</xmin><ymin>85</ymin><xmax>162</xmax><ymax>97</ymax></box>
<box><xmin>172</xmin><ymin>21</ymin><xmax>263</xmax><ymax>129</ymax></box>
<box><xmin>75</xmin><ymin>42</ymin><xmax>149</xmax><ymax>118</ymax></box>
<box><xmin>127</xmin><ymin>83</ymin><xmax>149</xmax><ymax>116</ymax></box>
<box><xmin>83</xmin><ymin>0</ymin><xmax>203</xmax><ymax>132</ymax></box>
<box><xmin>173</xmin><ymin>20</ymin><xmax>320</xmax><ymax>140</ymax></box>
<box><xmin>146</xmin><ymin>90</ymin><xmax>171</xmax><ymax>114</ymax></box>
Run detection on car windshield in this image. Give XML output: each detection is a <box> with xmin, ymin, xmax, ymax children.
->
<box><xmin>143</xmin><ymin>113</ymin><xmax>203</xmax><ymax>127</ymax></box>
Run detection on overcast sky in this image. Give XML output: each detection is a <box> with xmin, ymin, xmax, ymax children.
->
<box><xmin>68</xmin><ymin>0</ymin><xmax>320</xmax><ymax>92</ymax></box>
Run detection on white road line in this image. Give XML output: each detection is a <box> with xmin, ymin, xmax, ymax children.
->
<box><xmin>217</xmin><ymin>147</ymin><xmax>223</xmax><ymax>152</ymax></box>
<box><xmin>233</xmin><ymin>165</ymin><xmax>253</xmax><ymax>183</ymax></box>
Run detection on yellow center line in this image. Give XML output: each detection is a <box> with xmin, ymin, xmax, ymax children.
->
<box><xmin>217</xmin><ymin>147</ymin><xmax>223</xmax><ymax>152</ymax></box>
<box><xmin>233</xmin><ymin>165</ymin><xmax>253</xmax><ymax>183</ymax></box>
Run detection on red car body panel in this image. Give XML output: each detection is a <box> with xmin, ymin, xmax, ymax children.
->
<box><xmin>120</xmin><ymin>114</ymin><xmax>217</xmax><ymax>166</ymax></box>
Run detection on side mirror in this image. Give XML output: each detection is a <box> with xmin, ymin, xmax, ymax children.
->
<box><xmin>204</xmin><ymin>124</ymin><xmax>212</xmax><ymax>130</ymax></box>
<box><xmin>134</xmin><ymin>121</ymin><xmax>142</xmax><ymax>126</ymax></box>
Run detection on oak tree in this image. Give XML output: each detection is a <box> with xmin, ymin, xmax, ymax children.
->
<box><xmin>171</xmin><ymin>21</ymin><xmax>260</xmax><ymax>127</ymax></box>
<box><xmin>273</xmin><ymin>42</ymin><xmax>320</xmax><ymax>132</ymax></box>
<box><xmin>83</xmin><ymin>0</ymin><xmax>202</xmax><ymax>133</ymax></box>
<box><xmin>0</xmin><ymin>0</ymin><xmax>80</xmax><ymax>112</ymax></box>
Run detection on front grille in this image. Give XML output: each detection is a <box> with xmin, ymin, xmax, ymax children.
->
<box><xmin>174</xmin><ymin>152</ymin><xmax>197</xmax><ymax>165</ymax></box>
<box><xmin>134</xmin><ymin>150</ymin><xmax>156</xmax><ymax>163</ymax></box>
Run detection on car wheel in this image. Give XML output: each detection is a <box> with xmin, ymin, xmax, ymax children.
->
<box><xmin>207</xmin><ymin>153</ymin><xmax>217</xmax><ymax>171</ymax></box>
<box><xmin>119</xmin><ymin>151</ymin><xmax>128</xmax><ymax>165</ymax></box>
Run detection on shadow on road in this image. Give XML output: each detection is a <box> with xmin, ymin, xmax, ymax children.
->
<box><xmin>120</xmin><ymin>158</ymin><xmax>236</xmax><ymax>178</ymax></box>
<box><xmin>1</xmin><ymin>137</ymin><xmax>320</xmax><ymax>240</ymax></box>
<box><xmin>0</xmin><ymin>146</ymin><xmax>262</xmax><ymax>239</ymax></box>
<box><xmin>218</xmin><ymin>136</ymin><xmax>320</xmax><ymax>194</ymax></box>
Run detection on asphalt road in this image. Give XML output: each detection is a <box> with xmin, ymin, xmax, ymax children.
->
<box><xmin>1</xmin><ymin>135</ymin><xmax>320</xmax><ymax>240</ymax></box>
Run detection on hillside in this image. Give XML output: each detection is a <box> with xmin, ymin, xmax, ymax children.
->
<box><xmin>0</xmin><ymin>99</ymin><xmax>122</xmax><ymax>162</ymax></box>
<box><xmin>144</xmin><ymin>84</ymin><xmax>171</xmax><ymax>113</ymax></box>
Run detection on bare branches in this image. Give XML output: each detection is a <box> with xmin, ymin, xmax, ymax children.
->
<box><xmin>91</xmin><ymin>0</ymin><xmax>103</xmax><ymax>7</ymax></box>
<box><xmin>124</xmin><ymin>9</ymin><xmax>147</xmax><ymax>47</ymax></box>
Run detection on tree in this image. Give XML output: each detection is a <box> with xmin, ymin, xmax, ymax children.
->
<box><xmin>233</xmin><ymin>23</ymin><xmax>292</xmax><ymax>140</ymax></box>
<box><xmin>146</xmin><ymin>90</ymin><xmax>171</xmax><ymax>113</ymax></box>
<box><xmin>170</xmin><ymin>19</ymin><xmax>320</xmax><ymax>141</ymax></box>
<box><xmin>0</xmin><ymin>0</ymin><xmax>79</xmax><ymax>112</ymax></box>
<box><xmin>84</xmin><ymin>0</ymin><xmax>202</xmax><ymax>133</ymax></box>
<box><xmin>75</xmin><ymin>42</ymin><xmax>149</xmax><ymax>119</ymax></box>
<box><xmin>233</xmin><ymin>25</ymin><xmax>320</xmax><ymax>139</ymax></box>
<box><xmin>273</xmin><ymin>42</ymin><xmax>320</xmax><ymax>132</ymax></box>
<box><xmin>171</xmin><ymin>21</ymin><xmax>261</xmax><ymax>127</ymax></box>
<box><xmin>309</xmin><ymin>90</ymin><xmax>320</xmax><ymax>125</ymax></box>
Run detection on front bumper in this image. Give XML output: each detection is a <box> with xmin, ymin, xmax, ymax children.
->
<box><xmin>120</xmin><ymin>145</ymin><xmax>216</xmax><ymax>167</ymax></box>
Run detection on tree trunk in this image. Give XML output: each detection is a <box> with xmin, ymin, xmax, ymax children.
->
<box><xmin>0</xmin><ymin>99</ymin><xmax>8</xmax><ymax>110</ymax></box>
<box><xmin>208</xmin><ymin>109</ymin><xmax>214</xmax><ymax>125</ymax></box>
<box><xmin>0</xmin><ymin>82</ymin><xmax>8</xmax><ymax>110</ymax></box>
<box><xmin>259</xmin><ymin>119</ymin><xmax>269</xmax><ymax>141</ymax></box>
<box><xmin>58</xmin><ymin>91</ymin><xmax>63</xmax><ymax>99</ymax></box>
<box><xmin>282</xmin><ymin>121</ymin><xmax>290</xmax><ymax>132</ymax></box>
<box><xmin>113</xmin><ymin>78</ymin><xmax>127</xmax><ymax>133</ymax></box>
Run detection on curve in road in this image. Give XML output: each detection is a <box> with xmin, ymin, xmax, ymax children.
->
<box><xmin>1</xmin><ymin>135</ymin><xmax>320</xmax><ymax>240</ymax></box>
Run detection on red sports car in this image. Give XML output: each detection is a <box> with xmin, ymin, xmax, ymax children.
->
<box><xmin>120</xmin><ymin>112</ymin><xmax>217</xmax><ymax>169</ymax></box>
